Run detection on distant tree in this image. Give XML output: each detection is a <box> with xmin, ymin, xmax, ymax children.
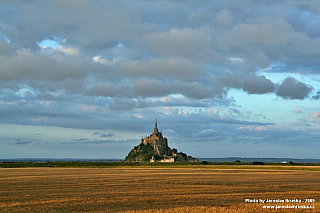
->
<box><xmin>201</xmin><ymin>161</ymin><xmax>209</xmax><ymax>165</ymax></box>
<box><xmin>252</xmin><ymin>161</ymin><xmax>264</xmax><ymax>165</ymax></box>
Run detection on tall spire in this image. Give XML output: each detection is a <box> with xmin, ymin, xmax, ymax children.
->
<box><xmin>154</xmin><ymin>118</ymin><xmax>158</xmax><ymax>133</ymax></box>
<box><xmin>155</xmin><ymin>118</ymin><xmax>157</xmax><ymax>129</ymax></box>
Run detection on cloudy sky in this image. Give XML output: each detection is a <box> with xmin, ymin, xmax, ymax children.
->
<box><xmin>1</xmin><ymin>0</ymin><xmax>320</xmax><ymax>159</ymax></box>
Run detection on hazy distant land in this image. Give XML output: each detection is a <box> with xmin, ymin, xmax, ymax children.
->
<box><xmin>1</xmin><ymin>157</ymin><xmax>320</xmax><ymax>163</ymax></box>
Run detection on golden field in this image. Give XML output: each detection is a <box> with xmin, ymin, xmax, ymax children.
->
<box><xmin>0</xmin><ymin>166</ymin><xmax>319</xmax><ymax>212</ymax></box>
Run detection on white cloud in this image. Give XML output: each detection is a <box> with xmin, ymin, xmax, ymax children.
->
<box><xmin>93</xmin><ymin>55</ymin><xmax>123</xmax><ymax>65</ymax></box>
<box><xmin>309</xmin><ymin>112</ymin><xmax>320</xmax><ymax>123</ymax></box>
<box><xmin>294</xmin><ymin>109</ymin><xmax>302</xmax><ymax>114</ymax></box>
<box><xmin>56</xmin><ymin>45</ymin><xmax>79</xmax><ymax>56</ymax></box>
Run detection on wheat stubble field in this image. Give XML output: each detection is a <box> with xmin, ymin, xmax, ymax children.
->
<box><xmin>0</xmin><ymin>166</ymin><xmax>319</xmax><ymax>212</ymax></box>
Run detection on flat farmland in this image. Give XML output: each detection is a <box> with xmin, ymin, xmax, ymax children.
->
<box><xmin>1</xmin><ymin>166</ymin><xmax>319</xmax><ymax>212</ymax></box>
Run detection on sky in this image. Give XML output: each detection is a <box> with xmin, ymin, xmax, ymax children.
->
<box><xmin>1</xmin><ymin>0</ymin><xmax>320</xmax><ymax>159</ymax></box>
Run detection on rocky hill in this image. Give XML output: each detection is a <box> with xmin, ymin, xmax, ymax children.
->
<box><xmin>124</xmin><ymin>143</ymin><xmax>197</xmax><ymax>163</ymax></box>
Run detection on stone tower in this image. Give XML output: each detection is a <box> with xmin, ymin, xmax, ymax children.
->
<box><xmin>140</xmin><ymin>119</ymin><xmax>169</xmax><ymax>155</ymax></box>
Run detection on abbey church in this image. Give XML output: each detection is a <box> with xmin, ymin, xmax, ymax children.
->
<box><xmin>140</xmin><ymin>119</ymin><xmax>170</xmax><ymax>156</ymax></box>
<box><xmin>125</xmin><ymin>120</ymin><xmax>198</xmax><ymax>163</ymax></box>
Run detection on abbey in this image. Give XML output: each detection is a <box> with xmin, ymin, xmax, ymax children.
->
<box><xmin>140</xmin><ymin>119</ymin><xmax>170</xmax><ymax>156</ymax></box>
<box><xmin>124</xmin><ymin>119</ymin><xmax>198</xmax><ymax>163</ymax></box>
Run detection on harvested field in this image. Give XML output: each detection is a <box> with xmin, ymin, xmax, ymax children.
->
<box><xmin>0</xmin><ymin>167</ymin><xmax>319</xmax><ymax>212</ymax></box>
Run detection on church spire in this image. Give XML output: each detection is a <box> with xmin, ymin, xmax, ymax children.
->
<box><xmin>154</xmin><ymin>118</ymin><xmax>158</xmax><ymax>133</ymax></box>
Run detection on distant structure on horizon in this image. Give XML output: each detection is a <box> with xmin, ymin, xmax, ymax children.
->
<box><xmin>125</xmin><ymin>119</ymin><xmax>198</xmax><ymax>163</ymax></box>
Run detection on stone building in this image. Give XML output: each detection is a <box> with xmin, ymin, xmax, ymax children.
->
<box><xmin>140</xmin><ymin>119</ymin><xmax>170</xmax><ymax>156</ymax></box>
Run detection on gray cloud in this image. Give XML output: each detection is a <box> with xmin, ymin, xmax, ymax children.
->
<box><xmin>312</xmin><ymin>91</ymin><xmax>320</xmax><ymax>100</ymax></box>
<box><xmin>1</xmin><ymin>1</ymin><xmax>318</xmax><ymax>100</ymax></box>
<box><xmin>108</xmin><ymin>97</ymin><xmax>150</xmax><ymax>111</ymax></box>
<box><xmin>14</xmin><ymin>139</ymin><xmax>32</xmax><ymax>145</ymax></box>
<box><xmin>100</xmin><ymin>133</ymin><xmax>115</xmax><ymax>137</ymax></box>
<box><xmin>93</xmin><ymin>132</ymin><xmax>115</xmax><ymax>137</ymax></box>
<box><xmin>87</xmin><ymin>78</ymin><xmax>225</xmax><ymax>100</ymax></box>
<box><xmin>1</xmin><ymin>1</ymin><xmax>320</xmax><ymax>159</ymax></box>
<box><xmin>276</xmin><ymin>77</ymin><xmax>313</xmax><ymax>100</ymax></box>
<box><xmin>0</xmin><ymin>49</ymin><xmax>89</xmax><ymax>81</ymax></box>
<box><xmin>216</xmin><ymin>8</ymin><xmax>234</xmax><ymax>27</ymax></box>
<box><xmin>217</xmin><ymin>73</ymin><xmax>275</xmax><ymax>94</ymax></box>
<box><xmin>76</xmin><ymin>138</ymin><xmax>87</xmax><ymax>141</ymax></box>
<box><xmin>119</xmin><ymin>57</ymin><xmax>203</xmax><ymax>81</ymax></box>
<box><xmin>145</xmin><ymin>28</ymin><xmax>214</xmax><ymax>61</ymax></box>
<box><xmin>86</xmin><ymin>82</ymin><xmax>130</xmax><ymax>98</ymax></box>
<box><xmin>193</xmin><ymin>129</ymin><xmax>219</xmax><ymax>138</ymax></box>
<box><xmin>93</xmin><ymin>132</ymin><xmax>102</xmax><ymax>135</ymax></box>
<box><xmin>64</xmin><ymin>138</ymin><xmax>136</xmax><ymax>145</ymax></box>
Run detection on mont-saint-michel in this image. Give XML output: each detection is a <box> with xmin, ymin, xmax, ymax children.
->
<box><xmin>125</xmin><ymin>120</ymin><xmax>198</xmax><ymax>163</ymax></box>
